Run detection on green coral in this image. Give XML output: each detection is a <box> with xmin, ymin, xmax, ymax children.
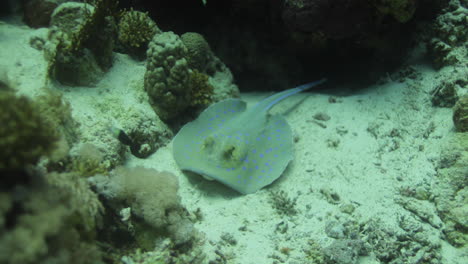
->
<box><xmin>0</xmin><ymin>91</ymin><xmax>58</xmax><ymax>170</ymax></box>
<box><xmin>189</xmin><ymin>70</ymin><xmax>214</xmax><ymax>108</ymax></box>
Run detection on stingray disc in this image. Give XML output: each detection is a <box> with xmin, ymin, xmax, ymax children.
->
<box><xmin>173</xmin><ymin>98</ymin><xmax>293</xmax><ymax>194</ymax></box>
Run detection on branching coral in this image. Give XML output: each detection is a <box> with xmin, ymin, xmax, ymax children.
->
<box><xmin>118</xmin><ymin>9</ymin><xmax>160</xmax><ymax>58</ymax></box>
<box><xmin>189</xmin><ymin>70</ymin><xmax>214</xmax><ymax>108</ymax></box>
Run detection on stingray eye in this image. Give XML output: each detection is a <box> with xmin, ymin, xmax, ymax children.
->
<box><xmin>202</xmin><ymin>137</ymin><xmax>215</xmax><ymax>150</ymax></box>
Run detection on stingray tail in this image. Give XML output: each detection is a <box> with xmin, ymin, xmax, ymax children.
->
<box><xmin>256</xmin><ymin>78</ymin><xmax>327</xmax><ymax>112</ymax></box>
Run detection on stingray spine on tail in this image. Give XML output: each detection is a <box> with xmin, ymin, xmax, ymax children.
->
<box><xmin>173</xmin><ymin>79</ymin><xmax>327</xmax><ymax>194</ymax></box>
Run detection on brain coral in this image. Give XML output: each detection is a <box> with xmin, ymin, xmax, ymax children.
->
<box><xmin>181</xmin><ymin>32</ymin><xmax>212</xmax><ymax>73</ymax></box>
<box><xmin>144</xmin><ymin>32</ymin><xmax>192</xmax><ymax>121</ymax></box>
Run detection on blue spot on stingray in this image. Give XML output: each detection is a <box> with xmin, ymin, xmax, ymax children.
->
<box><xmin>259</xmin><ymin>154</ymin><xmax>264</xmax><ymax>158</ymax></box>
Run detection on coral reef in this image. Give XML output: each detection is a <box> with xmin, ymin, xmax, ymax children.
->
<box><xmin>22</xmin><ymin>0</ymin><xmax>64</xmax><ymax>28</ymax></box>
<box><xmin>44</xmin><ymin>1</ymin><xmax>117</xmax><ymax>85</ymax></box>
<box><xmin>71</xmin><ymin>143</ymin><xmax>109</xmax><ymax>177</ymax></box>
<box><xmin>180</xmin><ymin>32</ymin><xmax>239</xmax><ymax>104</ymax></box>
<box><xmin>302</xmin><ymin>209</ymin><xmax>444</xmax><ymax>264</ymax></box>
<box><xmin>432</xmin><ymin>133</ymin><xmax>468</xmax><ymax>246</ymax></box>
<box><xmin>282</xmin><ymin>0</ymin><xmax>417</xmax><ymax>38</ymax></box>
<box><xmin>188</xmin><ymin>70</ymin><xmax>214</xmax><ymax>108</ymax></box>
<box><xmin>35</xmin><ymin>89</ymin><xmax>79</xmax><ymax>147</ymax></box>
<box><xmin>144</xmin><ymin>31</ymin><xmax>192</xmax><ymax>121</ymax></box>
<box><xmin>0</xmin><ymin>90</ymin><xmax>58</xmax><ymax>170</ymax></box>
<box><xmin>144</xmin><ymin>30</ymin><xmax>239</xmax><ymax>123</ymax></box>
<box><xmin>90</xmin><ymin>166</ymin><xmax>200</xmax><ymax>247</ymax></box>
<box><xmin>0</xmin><ymin>170</ymin><xmax>105</xmax><ymax>264</ymax></box>
<box><xmin>431</xmin><ymin>79</ymin><xmax>460</xmax><ymax>107</ymax></box>
<box><xmin>428</xmin><ymin>0</ymin><xmax>468</xmax><ymax>69</ymax></box>
<box><xmin>453</xmin><ymin>94</ymin><xmax>468</xmax><ymax>132</ymax></box>
<box><xmin>121</xmin><ymin>240</ymin><xmax>205</xmax><ymax>264</ymax></box>
<box><xmin>117</xmin><ymin>9</ymin><xmax>161</xmax><ymax>59</ymax></box>
<box><xmin>282</xmin><ymin>0</ymin><xmax>375</xmax><ymax>39</ymax></box>
<box><xmin>181</xmin><ymin>32</ymin><xmax>216</xmax><ymax>74</ymax></box>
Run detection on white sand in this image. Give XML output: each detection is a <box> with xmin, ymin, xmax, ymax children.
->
<box><xmin>1</xmin><ymin>19</ymin><xmax>466</xmax><ymax>264</ymax></box>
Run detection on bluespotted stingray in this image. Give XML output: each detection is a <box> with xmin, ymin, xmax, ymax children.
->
<box><xmin>173</xmin><ymin>79</ymin><xmax>326</xmax><ymax>194</ymax></box>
